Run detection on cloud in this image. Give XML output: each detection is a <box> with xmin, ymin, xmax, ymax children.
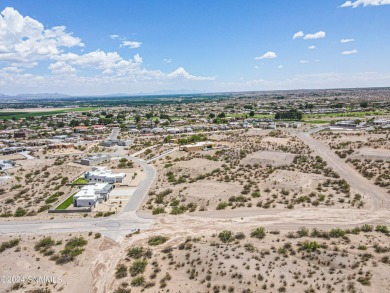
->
<box><xmin>133</xmin><ymin>53</ymin><xmax>142</xmax><ymax>64</ymax></box>
<box><xmin>0</xmin><ymin>7</ymin><xmax>83</xmax><ymax>67</ymax></box>
<box><xmin>303</xmin><ymin>31</ymin><xmax>326</xmax><ymax>40</ymax></box>
<box><xmin>341</xmin><ymin>49</ymin><xmax>358</xmax><ymax>55</ymax></box>
<box><xmin>120</xmin><ymin>41</ymin><xmax>142</xmax><ymax>49</ymax></box>
<box><xmin>300</xmin><ymin>60</ymin><xmax>309</xmax><ymax>64</ymax></box>
<box><xmin>163</xmin><ymin>58</ymin><xmax>172</xmax><ymax>63</ymax></box>
<box><xmin>54</xmin><ymin>50</ymin><xmax>123</xmax><ymax>70</ymax></box>
<box><xmin>341</xmin><ymin>0</ymin><xmax>390</xmax><ymax>8</ymax></box>
<box><xmin>167</xmin><ymin>67</ymin><xmax>215</xmax><ymax>81</ymax></box>
<box><xmin>308</xmin><ymin>45</ymin><xmax>316</xmax><ymax>49</ymax></box>
<box><xmin>293</xmin><ymin>31</ymin><xmax>326</xmax><ymax>40</ymax></box>
<box><xmin>48</xmin><ymin>61</ymin><xmax>76</xmax><ymax>75</ymax></box>
<box><xmin>0</xmin><ymin>7</ymin><xmax>217</xmax><ymax>94</ymax></box>
<box><xmin>255</xmin><ymin>51</ymin><xmax>277</xmax><ymax>60</ymax></box>
<box><xmin>293</xmin><ymin>31</ymin><xmax>304</xmax><ymax>39</ymax></box>
<box><xmin>278</xmin><ymin>65</ymin><xmax>284</xmax><ymax>69</ymax></box>
<box><xmin>341</xmin><ymin>38</ymin><xmax>355</xmax><ymax>43</ymax></box>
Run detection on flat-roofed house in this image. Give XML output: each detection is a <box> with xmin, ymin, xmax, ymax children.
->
<box><xmin>179</xmin><ymin>141</ymin><xmax>215</xmax><ymax>152</ymax></box>
<box><xmin>84</xmin><ymin>166</ymin><xmax>126</xmax><ymax>183</ymax></box>
<box><xmin>73</xmin><ymin>183</ymin><xmax>113</xmax><ymax>207</ymax></box>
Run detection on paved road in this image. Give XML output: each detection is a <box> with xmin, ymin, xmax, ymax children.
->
<box><xmin>20</xmin><ymin>151</ymin><xmax>35</xmax><ymax>160</ymax></box>
<box><xmin>109</xmin><ymin>127</ymin><xmax>120</xmax><ymax>140</ymax></box>
<box><xmin>0</xmin><ymin>213</ymin><xmax>152</xmax><ymax>241</ymax></box>
<box><xmin>121</xmin><ymin>156</ymin><xmax>156</xmax><ymax>213</ymax></box>
<box><xmin>297</xmin><ymin>132</ymin><xmax>390</xmax><ymax>209</ymax></box>
<box><xmin>147</xmin><ymin>147</ymin><xmax>179</xmax><ymax>163</ymax></box>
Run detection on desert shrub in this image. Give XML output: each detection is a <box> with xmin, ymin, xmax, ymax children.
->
<box><xmin>297</xmin><ymin>227</ymin><xmax>309</xmax><ymax>237</ymax></box>
<box><xmin>14</xmin><ymin>208</ymin><xmax>27</xmax><ymax>217</ymax></box>
<box><xmin>301</xmin><ymin>241</ymin><xmax>320</xmax><ymax>252</ymax></box>
<box><xmin>35</xmin><ymin>237</ymin><xmax>55</xmax><ymax>253</ymax></box>
<box><xmin>115</xmin><ymin>264</ymin><xmax>128</xmax><ymax>279</ymax></box>
<box><xmin>375</xmin><ymin>225</ymin><xmax>389</xmax><ymax>234</ymax></box>
<box><xmin>235</xmin><ymin>232</ymin><xmax>246</xmax><ymax>240</ymax></box>
<box><xmin>216</xmin><ymin>202</ymin><xmax>228</xmax><ymax>210</ymax></box>
<box><xmin>131</xmin><ymin>276</ymin><xmax>145</xmax><ymax>287</ymax></box>
<box><xmin>148</xmin><ymin>236</ymin><xmax>168</xmax><ymax>246</ymax></box>
<box><xmin>361</xmin><ymin>224</ymin><xmax>373</xmax><ymax>232</ymax></box>
<box><xmin>0</xmin><ymin>239</ymin><xmax>20</xmax><ymax>253</ymax></box>
<box><xmin>251</xmin><ymin>191</ymin><xmax>261</xmax><ymax>198</ymax></box>
<box><xmin>329</xmin><ymin>228</ymin><xmax>346</xmax><ymax>238</ymax></box>
<box><xmin>55</xmin><ymin>237</ymin><xmax>87</xmax><ymax>265</ymax></box>
<box><xmin>218</xmin><ymin>230</ymin><xmax>234</xmax><ymax>243</ymax></box>
<box><xmin>128</xmin><ymin>247</ymin><xmax>144</xmax><ymax>259</ymax></box>
<box><xmin>152</xmin><ymin>207</ymin><xmax>165</xmax><ymax>215</ymax></box>
<box><xmin>129</xmin><ymin>260</ymin><xmax>147</xmax><ymax>276</ymax></box>
<box><xmin>251</xmin><ymin>227</ymin><xmax>266</xmax><ymax>239</ymax></box>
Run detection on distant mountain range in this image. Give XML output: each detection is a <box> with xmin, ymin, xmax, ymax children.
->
<box><xmin>0</xmin><ymin>89</ymin><xmax>204</xmax><ymax>100</ymax></box>
<box><xmin>2</xmin><ymin>87</ymin><xmax>389</xmax><ymax>101</ymax></box>
<box><xmin>0</xmin><ymin>93</ymin><xmax>72</xmax><ymax>99</ymax></box>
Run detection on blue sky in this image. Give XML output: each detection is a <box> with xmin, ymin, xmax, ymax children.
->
<box><xmin>0</xmin><ymin>0</ymin><xmax>390</xmax><ymax>95</ymax></box>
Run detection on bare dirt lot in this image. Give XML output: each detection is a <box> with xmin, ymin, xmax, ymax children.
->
<box><xmin>0</xmin><ymin>232</ymin><xmax>115</xmax><ymax>293</ymax></box>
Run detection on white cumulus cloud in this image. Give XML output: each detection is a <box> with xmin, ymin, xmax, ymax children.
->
<box><xmin>133</xmin><ymin>53</ymin><xmax>142</xmax><ymax>64</ymax></box>
<box><xmin>341</xmin><ymin>38</ymin><xmax>355</xmax><ymax>43</ymax></box>
<box><xmin>293</xmin><ymin>31</ymin><xmax>304</xmax><ymax>39</ymax></box>
<box><xmin>255</xmin><ymin>51</ymin><xmax>277</xmax><ymax>60</ymax></box>
<box><xmin>341</xmin><ymin>0</ymin><xmax>390</xmax><ymax>8</ymax></box>
<box><xmin>293</xmin><ymin>31</ymin><xmax>326</xmax><ymax>40</ymax></box>
<box><xmin>308</xmin><ymin>45</ymin><xmax>316</xmax><ymax>49</ymax></box>
<box><xmin>48</xmin><ymin>61</ymin><xmax>76</xmax><ymax>75</ymax></box>
<box><xmin>0</xmin><ymin>7</ymin><xmax>83</xmax><ymax>67</ymax></box>
<box><xmin>167</xmin><ymin>67</ymin><xmax>215</xmax><ymax>81</ymax></box>
<box><xmin>0</xmin><ymin>7</ymin><xmax>216</xmax><ymax>93</ymax></box>
<box><xmin>303</xmin><ymin>31</ymin><xmax>326</xmax><ymax>40</ymax></box>
<box><xmin>342</xmin><ymin>49</ymin><xmax>358</xmax><ymax>55</ymax></box>
<box><xmin>120</xmin><ymin>41</ymin><xmax>142</xmax><ymax>49</ymax></box>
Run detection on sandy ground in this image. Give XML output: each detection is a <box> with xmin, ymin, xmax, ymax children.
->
<box><xmin>349</xmin><ymin>147</ymin><xmax>390</xmax><ymax>161</ymax></box>
<box><xmin>0</xmin><ymin>232</ymin><xmax>116</xmax><ymax>293</ymax></box>
<box><xmin>241</xmin><ymin>150</ymin><xmax>296</xmax><ymax>166</ymax></box>
<box><xmin>0</xmin><ymin>154</ymin><xmax>26</xmax><ymax>161</ymax></box>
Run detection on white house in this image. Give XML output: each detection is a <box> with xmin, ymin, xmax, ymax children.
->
<box><xmin>84</xmin><ymin>166</ymin><xmax>126</xmax><ymax>184</ymax></box>
<box><xmin>0</xmin><ymin>160</ymin><xmax>16</xmax><ymax>170</ymax></box>
<box><xmin>80</xmin><ymin>154</ymin><xmax>110</xmax><ymax>166</ymax></box>
<box><xmin>73</xmin><ymin>183</ymin><xmax>113</xmax><ymax>207</ymax></box>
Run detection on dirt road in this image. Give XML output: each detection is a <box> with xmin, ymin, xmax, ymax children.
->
<box><xmin>297</xmin><ymin>132</ymin><xmax>390</xmax><ymax>209</ymax></box>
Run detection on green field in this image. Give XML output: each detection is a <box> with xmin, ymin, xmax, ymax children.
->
<box><xmin>302</xmin><ymin>120</ymin><xmax>330</xmax><ymax>124</ymax></box>
<box><xmin>55</xmin><ymin>193</ymin><xmax>76</xmax><ymax>210</ymax></box>
<box><xmin>72</xmin><ymin>178</ymin><xmax>89</xmax><ymax>185</ymax></box>
<box><xmin>0</xmin><ymin>107</ymin><xmax>97</xmax><ymax>120</ymax></box>
<box><xmin>227</xmin><ymin>113</ymin><xmax>273</xmax><ymax>119</ymax></box>
<box><xmin>303</xmin><ymin>111</ymin><xmax>386</xmax><ymax>119</ymax></box>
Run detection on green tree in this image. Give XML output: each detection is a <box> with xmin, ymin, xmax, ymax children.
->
<box><xmin>217</xmin><ymin>112</ymin><xmax>226</xmax><ymax>119</ymax></box>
